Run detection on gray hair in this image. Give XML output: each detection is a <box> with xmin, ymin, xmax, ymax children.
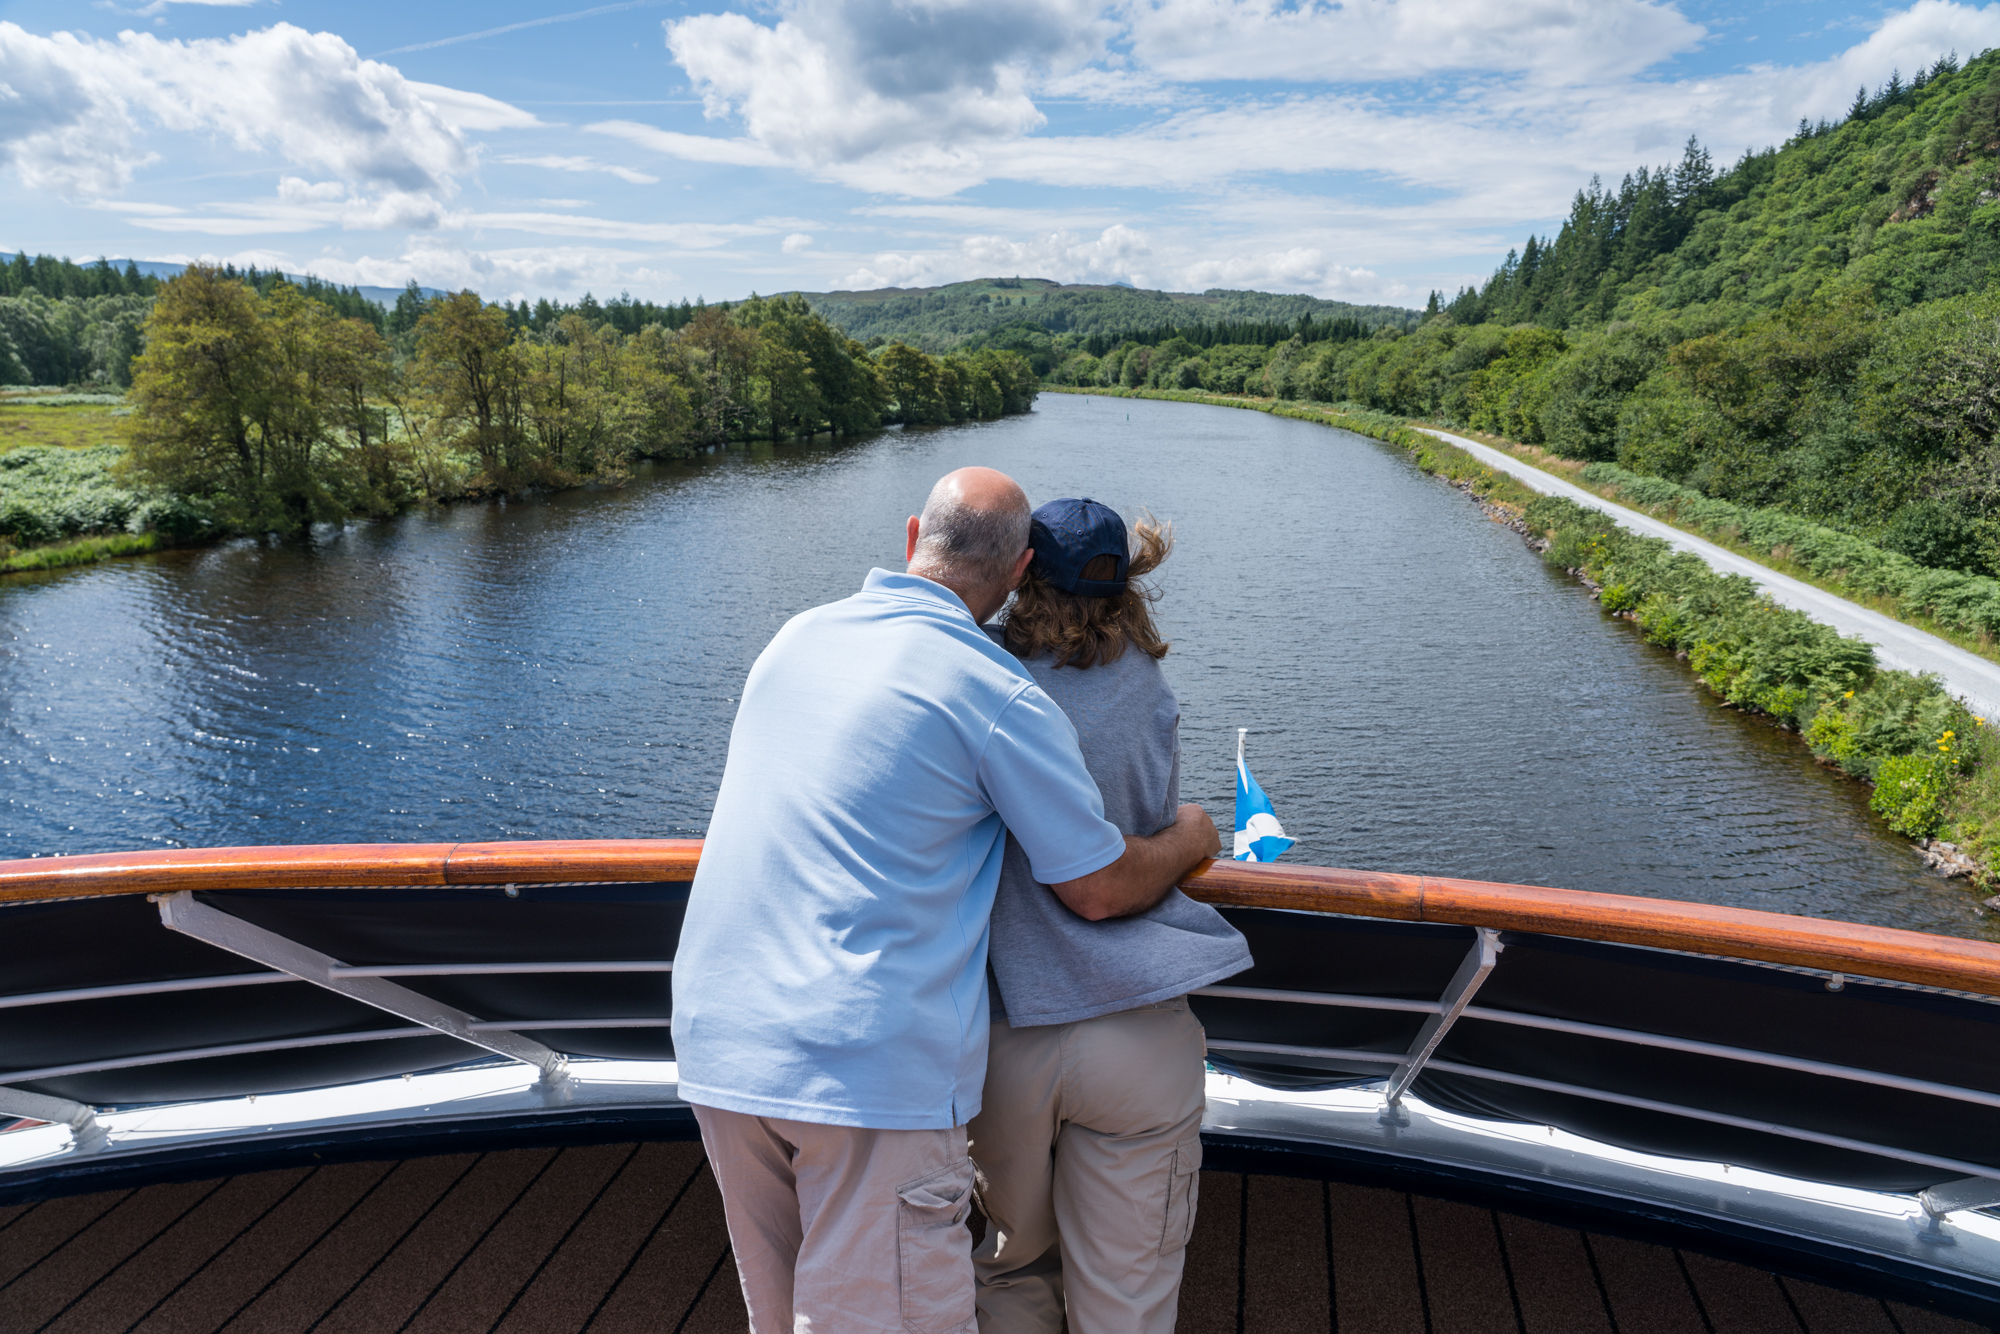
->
<box><xmin>912</xmin><ymin>477</ymin><xmax>1031</xmax><ymax>590</ymax></box>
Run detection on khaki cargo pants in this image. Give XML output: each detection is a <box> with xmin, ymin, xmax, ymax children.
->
<box><xmin>694</xmin><ymin>1105</ymin><xmax>977</xmax><ymax>1333</ymax></box>
<box><xmin>968</xmin><ymin>996</ymin><xmax>1207</xmax><ymax>1334</ymax></box>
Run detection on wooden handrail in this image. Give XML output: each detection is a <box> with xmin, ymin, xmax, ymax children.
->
<box><xmin>0</xmin><ymin>840</ymin><xmax>705</xmax><ymax>902</ymax></box>
<box><xmin>1172</xmin><ymin>860</ymin><xmax>2000</xmax><ymax>997</ymax></box>
<box><xmin>4</xmin><ymin>840</ymin><xmax>1999</xmax><ymax>997</ymax></box>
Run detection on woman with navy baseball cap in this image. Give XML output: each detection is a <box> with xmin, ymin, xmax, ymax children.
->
<box><xmin>971</xmin><ymin>497</ymin><xmax>1253</xmax><ymax>1333</ymax></box>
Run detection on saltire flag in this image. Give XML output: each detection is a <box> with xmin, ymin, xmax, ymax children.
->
<box><xmin>1234</xmin><ymin>729</ymin><xmax>1295</xmax><ymax>863</ymax></box>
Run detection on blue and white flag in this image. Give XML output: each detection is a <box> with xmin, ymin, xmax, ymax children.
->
<box><xmin>1234</xmin><ymin>729</ymin><xmax>1295</xmax><ymax>863</ymax></box>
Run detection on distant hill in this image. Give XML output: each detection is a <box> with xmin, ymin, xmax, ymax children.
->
<box><xmin>792</xmin><ymin>277</ymin><xmax>1420</xmax><ymax>352</ymax></box>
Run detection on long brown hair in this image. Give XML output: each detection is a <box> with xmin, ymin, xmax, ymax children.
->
<box><xmin>1001</xmin><ymin>515</ymin><xmax>1172</xmax><ymax>668</ymax></box>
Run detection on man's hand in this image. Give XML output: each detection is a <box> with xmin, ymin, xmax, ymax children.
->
<box><xmin>1050</xmin><ymin>803</ymin><xmax>1222</xmax><ymax>922</ymax></box>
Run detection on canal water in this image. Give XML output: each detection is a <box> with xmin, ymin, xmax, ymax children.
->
<box><xmin>2</xmin><ymin>393</ymin><xmax>1986</xmax><ymax>939</ymax></box>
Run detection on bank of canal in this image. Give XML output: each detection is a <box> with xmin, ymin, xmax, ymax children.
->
<box><xmin>0</xmin><ymin>392</ymin><xmax>1987</xmax><ymax>939</ymax></box>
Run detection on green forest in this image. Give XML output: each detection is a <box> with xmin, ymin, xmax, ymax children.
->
<box><xmin>799</xmin><ymin>277</ymin><xmax>1419</xmax><ymax>357</ymax></box>
<box><xmin>1051</xmin><ymin>48</ymin><xmax>2000</xmax><ymax>583</ymax></box>
<box><xmin>1</xmin><ymin>264</ymin><xmax>1033</xmax><ymax>557</ymax></box>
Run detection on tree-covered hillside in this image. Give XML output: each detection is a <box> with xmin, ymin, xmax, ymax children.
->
<box><xmin>1058</xmin><ymin>49</ymin><xmax>2000</xmax><ymax>581</ymax></box>
<box><xmin>1440</xmin><ymin>52</ymin><xmax>1994</xmax><ymax>325</ymax></box>
<box><xmin>799</xmin><ymin>277</ymin><xmax>1419</xmax><ymax>353</ymax></box>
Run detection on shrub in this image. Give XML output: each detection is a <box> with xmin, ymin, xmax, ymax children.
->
<box><xmin>1872</xmin><ymin>750</ymin><xmax>1953</xmax><ymax>837</ymax></box>
<box><xmin>1806</xmin><ymin>703</ymin><xmax>1865</xmax><ymax>773</ymax></box>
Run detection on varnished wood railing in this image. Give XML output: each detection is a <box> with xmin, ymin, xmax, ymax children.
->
<box><xmin>4</xmin><ymin>840</ymin><xmax>1999</xmax><ymax>998</ymax></box>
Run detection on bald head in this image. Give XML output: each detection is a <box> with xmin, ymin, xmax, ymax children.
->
<box><xmin>906</xmin><ymin>467</ymin><xmax>1032</xmax><ymax>617</ymax></box>
<box><xmin>939</xmin><ymin>466</ymin><xmax>1027</xmax><ymax>519</ymax></box>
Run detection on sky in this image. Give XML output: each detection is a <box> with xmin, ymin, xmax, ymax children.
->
<box><xmin>4</xmin><ymin>0</ymin><xmax>2000</xmax><ymax>309</ymax></box>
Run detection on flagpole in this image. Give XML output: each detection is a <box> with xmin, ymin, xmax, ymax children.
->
<box><xmin>1236</xmin><ymin>727</ymin><xmax>1246</xmax><ymax>773</ymax></box>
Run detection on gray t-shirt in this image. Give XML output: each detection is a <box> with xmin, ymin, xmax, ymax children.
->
<box><xmin>986</xmin><ymin>630</ymin><xmax>1253</xmax><ymax>1026</ymax></box>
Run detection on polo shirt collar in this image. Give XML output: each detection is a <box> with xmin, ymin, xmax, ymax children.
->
<box><xmin>864</xmin><ymin>567</ymin><xmax>974</xmax><ymax>621</ymax></box>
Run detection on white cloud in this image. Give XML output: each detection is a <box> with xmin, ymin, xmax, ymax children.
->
<box><xmin>0</xmin><ymin>22</ymin><xmax>523</xmax><ymax>201</ymax></box>
<box><xmin>842</xmin><ymin>223</ymin><xmax>1152</xmax><ymax>288</ymax></box>
<box><xmin>500</xmin><ymin>153</ymin><xmax>660</xmax><ymax>184</ymax></box>
<box><xmin>448</xmin><ymin>211</ymin><xmax>767</xmax><ymax>246</ymax></box>
<box><xmin>297</xmin><ymin>239</ymin><xmax>683</xmax><ymax>300</ymax></box>
<box><xmin>643</xmin><ymin>0</ymin><xmax>1702</xmax><ymax>195</ymax></box>
<box><xmin>278</xmin><ymin>176</ymin><xmax>347</xmax><ymax>204</ymax></box>
<box><xmin>128</xmin><ymin>0</ymin><xmax>269</xmax><ymax>15</ymax></box>
<box><xmin>0</xmin><ymin>27</ymin><xmax>155</xmax><ymax>196</ymax></box>
<box><xmin>89</xmin><ymin>199</ymin><xmax>185</xmax><ymax>215</ymax></box>
<box><xmin>1122</xmin><ymin>0</ymin><xmax>1705</xmax><ymax>84</ymax></box>
<box><xmin>1033</xmin><ymin>66</ymin><xmax>1173</xmax><ymax>106</ymax></box>
<box><xmin>659</xmin><ymin>0</ymin><xmax>1109</xmax><ymax>192</ymax></box>
<box><xmin>641</xmin><ymin>0</ymin><xmax>2000</xmax><ymax>209</ymax></box>
<box><xmin>1176</xmin><ymin>247</ymin><xmax>1385</xmax><ymax>299</ymax></box>
<box><xmin>405</xmin><ymin>80</ymin><xmax>542</xmax><ymax>132</ymax></box>
<box><xmin>587</xmin><ymin>118</ymin><xmax>783</xmax><ymax>167</ymax></box>
<box><xmin>782</xmin><ymin>232</ymin><xmax>814</xmax><ymax>252</ymax></box>
<box><xmin>127</xmin><ymin>181</ymin><xmax>450</xmax><ymax>234</ymax></box>
<box><xmin>853</xmin><ymin>201</ymin><xmax>1121</xmax><ymax>229</ymax></box>
<box><xmin>132</xmin><ymin>214</ymin><xmax>326</xmax><ymax>235</ymax></box>
<box><xmin>111</xmin><ymin>175</ymin><xmax>758</xmax><ymax>244</ymax></box>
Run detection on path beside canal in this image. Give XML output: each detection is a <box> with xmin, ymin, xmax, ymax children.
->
<box><xmin>1417</xmin><ymin>426</ymin><xmax>2000</xmax><ymax>721</ymax></box>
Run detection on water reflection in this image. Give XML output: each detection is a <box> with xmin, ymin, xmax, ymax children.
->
<box><xmin>2</xmin><ymin>394</ymin><xmax>1984</xmax><ymax>939</ymax></box>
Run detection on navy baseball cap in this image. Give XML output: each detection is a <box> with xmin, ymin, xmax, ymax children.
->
<box><xmin>1029</xmin><ymin>497</ymin><xmax>1129</xmax><ymax>597</ymax></box>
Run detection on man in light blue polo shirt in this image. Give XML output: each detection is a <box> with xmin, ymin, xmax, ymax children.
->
<box><xmin>673</xmin><ymin>466</ymin><xmax>1221</xmax><ymax>1334</ymax></box>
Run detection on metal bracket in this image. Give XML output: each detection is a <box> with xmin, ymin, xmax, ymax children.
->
<box><xmin>1920</xmin><ymin>1176</ymin><xmax>2000</xmax><ymax>1218</ymax></box>
<box><xmin>0</xmin><ymin>1084</ymin><xmax>106</xmax><ymax>1153</ymax></box>
<box><xmin>156</xmin><ymin>892</ymin><xmax>568</xmax><ymax>1084</ymax></box>
<box><xmin>1384</xmin><ymin>928</ymin><xmax>1503</xmax><ymax>1110</ymax></box>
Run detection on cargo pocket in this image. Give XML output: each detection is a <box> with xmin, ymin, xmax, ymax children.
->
<box><xmin>1160</xmin><ymin>1133</ymin><xmax>1202</xmax><ymax>1255</ymax></box>
<box><xmin>898</xmin><ymin>1156</ymin><xmax>976</xmax><ymax>1334</ymax></box>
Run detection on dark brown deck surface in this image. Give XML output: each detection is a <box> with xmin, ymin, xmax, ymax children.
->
<box><xmin>0</xmin><ymin>1141</ymin><xmax>1988</xmax><ymax>1333</ymax></box>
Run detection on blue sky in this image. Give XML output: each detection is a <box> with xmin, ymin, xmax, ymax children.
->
<box><xmin>3</xmin><ymin>0</ymin><xmax>1998</xmax><ymax>308</ymax></box>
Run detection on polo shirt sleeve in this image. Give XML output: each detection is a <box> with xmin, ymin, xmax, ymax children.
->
<box><xmin>980</xmin><ymin>685</ymin><xmax>1129</xmax><ymax>885</ymax></box>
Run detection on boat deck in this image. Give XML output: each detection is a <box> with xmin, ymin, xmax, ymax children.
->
<box><xmin>0</xmin><ymin>1140</ymin><xmax>1986</xmax><ymax>1333</ymax></box>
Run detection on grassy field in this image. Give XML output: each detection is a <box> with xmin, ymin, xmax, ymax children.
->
<box><xmin>0</xmin><ymin>396</ymin><xmax>132</xmax><ymax>454</ymax></box>
<box><xmin>0</xmin><ymin>531</ymin><xmax>161</xmax><ymax>573</ymax></box>
<box><xmin>0</xmin><ymin>392</ymin><xmax>172</xmax><ymax>569</ymax></box>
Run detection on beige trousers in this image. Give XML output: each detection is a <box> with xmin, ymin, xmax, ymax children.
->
<box><xmin>967</xmin><ymin>997</ymin><xmax>1207</xmax><ymax>1334</ymax></box>
<box><xmin>693</xmin><ymin>1104</ymin><xmax>978</xmax><ymax>1334</ymax></box>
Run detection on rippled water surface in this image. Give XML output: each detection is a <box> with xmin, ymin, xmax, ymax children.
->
<box><xmin>3</xmin><ymin>393</ymin><xmax>1985</xmax><ymax>938</ymax></box>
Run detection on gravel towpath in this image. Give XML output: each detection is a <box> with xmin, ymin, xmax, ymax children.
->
<box><xmin>1416</xmin><ymin>426</ymin><xmax>2000</xmax><ymax>720</ymax></box>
